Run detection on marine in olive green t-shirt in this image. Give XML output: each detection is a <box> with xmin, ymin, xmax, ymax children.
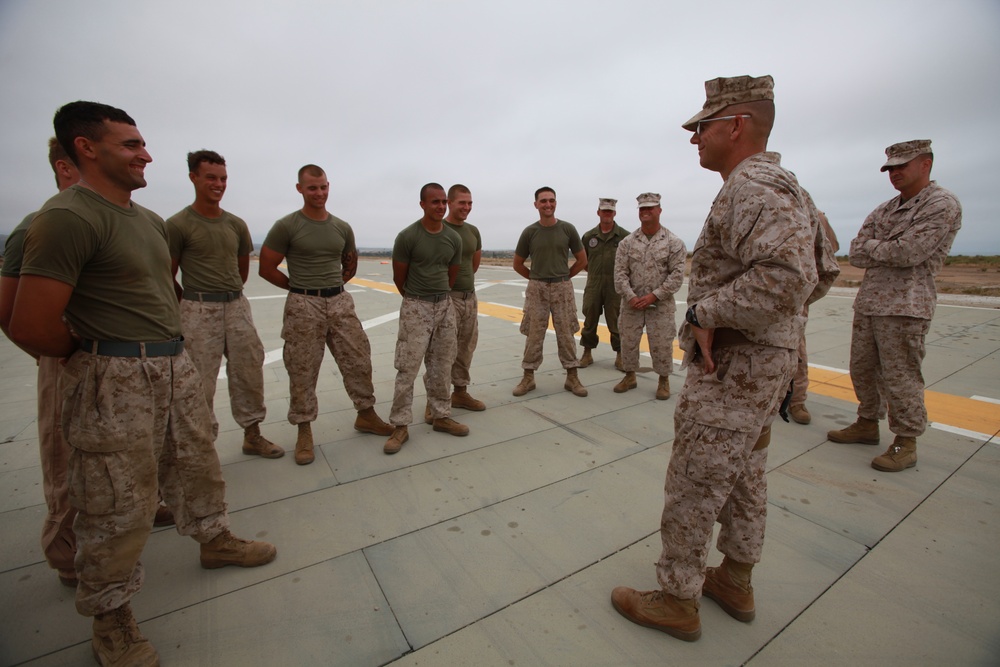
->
<box><xmin>20</xmin><ymin>185</ymin><xmax>180</xmax><ymax>342</ymax></box>
<box><xmin>444</xmin><ymin>220</ymin><xmax>481</xmax><ymax>292</ymax></box>
<box><xmin>263</xmin><ymin>211</ymin><xmax>356</xmax><ymax>290</ymax></box>
<box><xmin>166</xmin><ymin>207</ymin><xmax>253</xmax><ymax>292</ymax></box>
<box><xmin>514</xmin><ymin>219</ymin><xmax>584</xmax><ymax>280</ymax></box>
<box><xmin>392</xmin><ymin>220</ymin><xmax>462</xmax><ymax>297</ymax></box>
<box><xmin>1</xmin><ymin>212</ymin><xmax>34</xmax><ymax>278</ymax></box>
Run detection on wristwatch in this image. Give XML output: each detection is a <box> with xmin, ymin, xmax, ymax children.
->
<box><xmin>685</xmin><ymin>304</ymin><xmax>700</xmax><ymax>328</ymax></box>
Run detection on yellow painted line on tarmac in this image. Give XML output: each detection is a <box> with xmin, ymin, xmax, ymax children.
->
<box><xmin>807</xmin><ymin>367</ymin><xmax>1000</xmax><ymax>437</ymax></box>
<box><xmin>351</xmin><ymin>277</ymin><xmax>1000</xmax><ymax>437</ymax></box>
<box><xmin>352</xmin><ymin>277</ymin><xmax>401</xmax><ymax>294</ymax></box>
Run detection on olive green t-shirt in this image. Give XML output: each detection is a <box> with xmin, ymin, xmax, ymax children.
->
<box><xmin>514</xmin><ymin>219</ymin><xmax>583</xmax><ymax>280</ymax></box>
<box><xmin>20</xmin><ymin>185</ymin><xmax>181</xmax><ymax>341</ymax></box>
<box><xmin>0</xmin><ymin>212</ymin><xmax>33</xmax><ymax>277</ymax></box>
<box><xmin>166</xmin><ymin>206</ymin><xmax>253</xmax><ymax>292</ymax></box>
<box><xmin>444</xmin><ymin>220</ymin><xmax>482</xmax><ymax>292</ymax></box>
<box><xmin>263</xmin><ymin>211</ymin><xmax>356</xmax><ymax>289</ymax></box>
<box><xmin>392</xmin><ymin>220</ymin><xmax>462</xmax><ymax>297</ymax></box>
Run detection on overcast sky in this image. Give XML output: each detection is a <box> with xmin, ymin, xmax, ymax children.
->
<box><xmin>1</xmin><ymin>0</ymin><xmax>997</xmax><ymax>254</ymax></box>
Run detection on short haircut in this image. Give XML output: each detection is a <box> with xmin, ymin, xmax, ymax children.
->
<box><xmin>297</xmin><ymin>164</ymin><xmax>325</xmax><ymax>181</ymax></box>
<box><xmin>535</xmin><ymin>186</ymin><xmax>556</xmax><ymax>201</ymax></box>
<box><xmin>53</xmin><ymin>100</ymin><xmax>136</xmax><ymax>164</ymax></box>
<box><xmin>187</xmin><ymin>149</ymin><xmax>225</xmax><ymax>174</ymax></box>
<box><xmin>420</xmin><ymin>182</ymin><xmax>445</xmax><ymax>201</ymax></box>
<box><xmin>448</xmin><ymin>183</ymin><xmax>471</xmax><ymax>199</ymax></box>
<box><xmin>47</xmin><ymin>136</ymin><xmax>73</xmax><ymax>186</ymax></box>
<box><xmin>730</xmin><ymin>99</ymin><xmax>775</xmax><ymax>143</ymax></box>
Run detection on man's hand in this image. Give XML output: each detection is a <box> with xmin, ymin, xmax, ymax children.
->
<box><xmin>692</xmin><ymin>324</ymin><xmax>716</xmax><ymax>374</ymax></box>
<box><xmin>628</xmin><ymin>294</ymin><xmax>657</xmax><ymax>310</ymax></box>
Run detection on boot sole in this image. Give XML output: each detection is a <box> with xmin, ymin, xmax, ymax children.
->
<box><xmin>242</xmin><ymin>446</ymin><xmax>285</xmax><ymax>459</ymax></box>
<box><xmin>200</xmin><ymin>554</ymin><xmax>277</xmax><ymax>569</ymax></box>
<box><xmin>433</xmin><ymin>424</ymin><xmax>469</xmax><ymax>437</ymax></box>
<box><xmin>613</xmin><ymin>384</ymin><xmax>637</xmax><ymax>393</ymax></box>
<box><xmin>451</xmin><ymin>401</ymin><xmax>486</xmax><ymax>411</ymax></box>
<box><xmin>355</xmin><ymin>425</ymin><xmax>394</xmax><ymax>436</ymax></box>
<box><xmin>610</xmin><ymin>597</ymin><xmax>701</xmax><ymax>641</ymax></box>
<box><xmin>827</xmin><ymin>434</ymin><xmax>879</xmax><ymax>445</ymax></box>
<box><xmin>871</xmin><ymin>459</ymin><xmax>916</xmax><ymax>472</ymax></box>
<box><xmin>701</xmin><ymin>587</ymin><xmax>755</xmax><ymax>622</ymax></box>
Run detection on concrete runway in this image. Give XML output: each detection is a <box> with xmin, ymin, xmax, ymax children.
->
<box><xmin>1</xmin><ymin>260</ymin><xmax>998</xmax><ymax>666</ymax></box>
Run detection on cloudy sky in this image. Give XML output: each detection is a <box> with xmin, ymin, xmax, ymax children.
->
<box><xmin>1</xmin><ymin>0</ymin><xmax>997</xmax><ymax>254</ymax></box>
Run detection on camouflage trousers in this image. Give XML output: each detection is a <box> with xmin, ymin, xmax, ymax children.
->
<box><xmin>519</xmin><ymin>279</ymin><xmax>580</xmax><ymax>370</ymax></box>
<box><xmin>581</xmin><ymin>279</ymin><xmax>620</xmax><ymax>351</ymax></box>
<box><xmin>850</xmin><ymin>313</ymin><xmax>930</xmax><ymax>437</ymax></box>
<box><xmin>618</xmin><ymin>302</ymin><xmax>677</xmax><ymax>376</ymax></box>
<box><xmin>281</xmin><ymin>291</ymin><xmax>377</xmax><ymax>424</ymax></box>
<box><xmin>390</xmin><ymin>297</ymin><xmax>457</xmax><ymax>426</ymax></box>
<box><xmin>61</xmin><ymin>348</ymin><xmax>229</xmax><ymax>616</ymax></box>
<box><xmin>37</xmin><ymin>356</ymin><xmax>77</xmax><ymax>575</ymax></box>
<box><xmin>657</xmin><ymin>343</ymin><xmax>795</xmax><ymax>599</ymax></box>
<box><xmin>449</xmin><ymin>291</ymin><xmax>479</xmax><ymax>388</ymax></box>
<box><xmin>181</xmin><ymin>295</ymin><xmax>266</xmax><ymax>436</ymax></box>
<box><xmin>789</xmin><ymin>304</ymin><xmax>810</xmax><ymax>406</ymax></box>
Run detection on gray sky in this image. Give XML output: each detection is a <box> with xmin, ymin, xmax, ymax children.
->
<box><xmin>1</xmin><ymin>0</ymin><xmax>997</xmax><ymax>254</ymax></box>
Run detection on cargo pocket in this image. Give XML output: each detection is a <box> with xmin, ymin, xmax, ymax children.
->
<box><xmin>68</xmin><ymin>449</ymin><xmax>136</xmax><ymax>515</ymax></box>
<box><xmin>678</xmin><ymin>403</ymin><xmax>758</xmax><ymax>487</ymax></box>
<box><xmin>61</xmin><ymin>357</ymin><xmax>146</xmax><ymax>515</ymax></box>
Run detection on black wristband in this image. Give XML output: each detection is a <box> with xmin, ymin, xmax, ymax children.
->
<box><xmin>685</xmin><ymin>305</ymin><xmax>700</xmax><ymax>328</ymax></box>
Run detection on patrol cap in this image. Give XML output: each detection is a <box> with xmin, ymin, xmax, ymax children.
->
<box><xmin>637</xmin><ymin>192</ymin><xmax>661</xmax><ymax>208</ymax></box>
<box><xmin>880</xmin><ymin>140</ymin><xmax>932</xmax><ymax>172</ymax></box>
<box><xmin>598</xmin><ymin>198</ymin><xmax>617</xmax><ymax>211</ymax></box>
<box><xmin>682</xmin><ymin>75</ymin><xmax>775</xmax><ymax>131</ymax></box>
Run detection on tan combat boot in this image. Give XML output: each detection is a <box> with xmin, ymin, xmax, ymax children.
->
<box><xmin>615</xmin><ymin>350</ymin><xmax>624</xmax><ymax>371</ymax></box>
<box><xmin>656</xmin><ymin>375</ymin><xmax>671</xmax><ymax>400</ymax></box>
<box><xmin>579</xmin><ymin>347</ymin><xmax>594</xmax><ymax>368</ymax></box>
<box><xmin>433</xmin><ymin>417</ymin><xmax>470</xmax><ymax>436</ymax></box>
<box><xmin>384</xmin><ymin>426</ymin><xmax>409</xmax><ymax>455</ymax></box>
<box><xmin>451</xmin><ymin>386</ymin><xmax>486</xmax><ymax>411</ymax></box>
<box><xmin>424</xmin><ymin>404</ymin><xmax>433</xmax><ymax>425</ymax></box>
<box><xmin>702</xmin><ymin>557</ymin><xmax>755</xmax><ymax>622</ymax></box>
<box><xmin>355</xmin><ymin>407</ymin><xmax>394</xmax><ymax>436</ymax></box>
<box><xmin>564</xmin><ymin>368</ymin><xmax>588</xmax><ymax>397</ymax></box>
<box><xmin>610</xmin><ymin>587</ymin><xmax>701</xmax><ymax>641</ymax></box>
<box><xmin>294</xmin><ymin>422</ymin><xmax>314</xmax><ymax>465</ymax></box>
<box><xmin>200</xmin><ymin>530</ymin><xmax>277</xmax><ymax>569</ymax></box>
<box><xmin>788</xmin><ymin>403</ymin><xmax>811</xmax><ymax>425</ymax></box>
<box><xmin>827</xmin><ymin>417</ymin><xmax>880</xmax><ymax>445</ymax></box>
<box><xmin>242</xmin><ymin>423</ymin><xmax>285</xmax><ymax>458</ymax></box>
<box><xmin>92</xmin><ymin>603</ymin><xmax>159</xmax><ymax>666</ymax></box>
<box><xmin>512</xmin><ymin>370</ymin><xmax>536</xmax><ymax>396</ymax></box>
<box><xmin>871</xmin><ymin>435</ymin><xmax>917</xmax><ymax>472</ymax></box>
<box><xmin>614</xmin><ymin>371</ymin><xmax>637</xmax><ymax>393</ymax></box>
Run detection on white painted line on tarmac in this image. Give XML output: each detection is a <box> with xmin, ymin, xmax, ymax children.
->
<box><xmin>972</xmin><ymin>395</ymin><xmax>1000</xmax><ymax>405</ymax></box>
<box><xmin>930</xmin><ymin>422</ymin><xmax>997</xmax><ymax>443</ymax></box>
<box><xmin>221</xmin><ymin>310</ymin><xmax>401</xmax><ymax>376</ymax></box>
<box><xmin>811</xmin><ymin>363</ymin><xmax>849</xmax><ymax>373</ymax></box>
<box><xmin>361</xmin><ymin>311</ymin><xmax>401</xmax><ymax>330</ymax></box>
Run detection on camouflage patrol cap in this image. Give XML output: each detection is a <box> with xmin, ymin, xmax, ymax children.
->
<box><xmin>598</xmin><ymin>198</ymin><xmax>617</xmax><ymax>211</ymax></box>
<box><xmin>682</xmin><ymin>75</ymin><xmax>775</xmax><ymax>131</ymax></box>
<box><xmin>880</xmin><ymin>140</ymin><xmax>932</xmax><ymax>172</ymax></box>
<box><xmin>636</xmin><ymin>192</ymin><xmax>661</xmax><ymax>208</ymax></box>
